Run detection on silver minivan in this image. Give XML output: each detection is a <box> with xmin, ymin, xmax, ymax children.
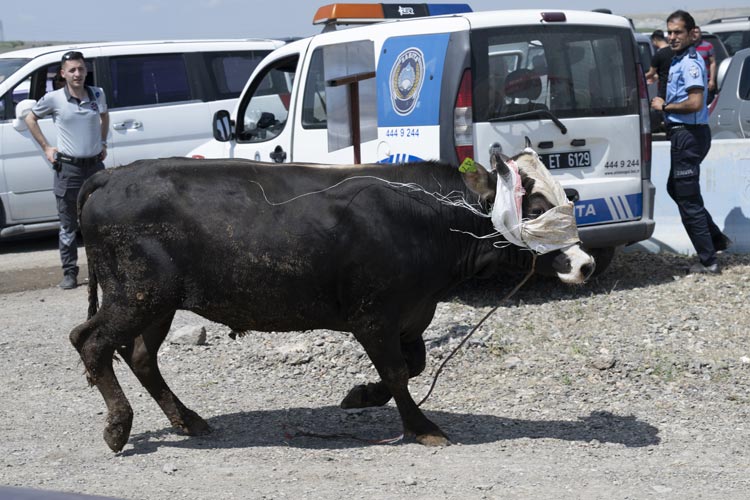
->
<box><xmin>710</xmin><ymin>47</ymin><xmax>750</xmax><ymax>139</ymax></box>
<box><xmin>0</xmin><ymin>39</ymin><xmax>286</xmax><ymax>239</ymax></box>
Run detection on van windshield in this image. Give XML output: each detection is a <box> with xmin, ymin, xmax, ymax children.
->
<box><xmin>0</xmin><ymin>58</ymin><xmax>30</xmax><ymax>84</ymax></box>
<box><xmin>471</xmin><ymin>26</ymin><xmax>639</xmax><ymax>122</ymax></box>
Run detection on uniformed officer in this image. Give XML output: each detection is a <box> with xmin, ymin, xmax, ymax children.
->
<box><xmin>25</xmin><ymin>51</ymin><xmax>109</xmax><ymax>289</ymax></box>
<box><xmin>650</xmin><ymin>10</ymin><xmax>731</xmax><ymax>274</ymax></box>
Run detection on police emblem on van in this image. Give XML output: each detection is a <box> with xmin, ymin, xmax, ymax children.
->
<box><xmin>390</xmin><ymin>47</ymin><xmax>425</xmax><ymax>116</ymax></box>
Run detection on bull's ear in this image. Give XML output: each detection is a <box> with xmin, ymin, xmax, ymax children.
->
<box><xmin>460</xmin><ymin>158</ymin><xmax>495</xmax><ymax>202</ymax></box>
<box><xmin>491</xmin><ymin>152</ymin><xmax>511</xmax><ymax>178</ymax></box>
<box><xmin>524</xmin><ymin>136</ymin><xmax>532</xmax><ymax>149</ymax></box>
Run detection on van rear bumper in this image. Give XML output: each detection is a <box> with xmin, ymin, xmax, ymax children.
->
<box><xmin>577</xmin><ymin>179</ymin><xmax>656</xmax><ymax>248</ymax></box>
<box><xmin>578</xmin><ymin>219</ymin><xmax>655</xmax><ymax>249</ymax></box>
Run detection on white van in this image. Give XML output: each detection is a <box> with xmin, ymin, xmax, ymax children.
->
<box><xmin>190</xmin><ymin>6</ymin><xmax>655</xmax><ymax>273</ymax></box>
<box><xmin>0</xmin><ymin>38</ymin><xmax>286</xmax><ymax>238</ymax></box>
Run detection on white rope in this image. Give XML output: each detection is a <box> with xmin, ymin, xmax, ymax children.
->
<box><xmin>247</xmin><ymin>171</ymin><xmax>574</xmax><ymax>253</ymax></box>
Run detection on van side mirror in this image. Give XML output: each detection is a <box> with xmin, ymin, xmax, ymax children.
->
<box><xmin>212</xmin><ymin>109</ymin><xmax>234</xmax><ymax>142</ymax></box>
<box><xmin>13</xmin><ymin>99</ymin><xmax>37</xmax><ymax>132</ymax></box>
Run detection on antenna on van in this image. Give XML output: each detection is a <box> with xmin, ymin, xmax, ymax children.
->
<box><xmin>313</xmin><ymin>3</ymin><xmax>472</xmax><ymax>32</ymax></box>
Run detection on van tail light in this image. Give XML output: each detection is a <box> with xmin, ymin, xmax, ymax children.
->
<box><xmin>191</xmin><ymin>154</ymin><xmax>206</xmax><ymax>159</ymax></box>
<box><xmin>454</xmin><ymin>69</ymin><xmax>473</xmax><ymax>163</ymax></box>
<box><xmin>636</xmin><ymin>63</ymin><xmax>652</xmax><ymax>175</ymax></box>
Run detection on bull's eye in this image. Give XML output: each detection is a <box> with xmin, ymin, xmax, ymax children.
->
<box><xmin>528</xmin><ymin>208</ymin><xmax>545</xmax><ymax>219</ymax></box>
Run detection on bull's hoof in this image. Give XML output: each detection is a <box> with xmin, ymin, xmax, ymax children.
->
<box><xmin>340</xmin><ymin>383</ymin><xmax>392</xmax><ymax>409</ymax></box>
<box><xmin>176</xmin><ymin>409</ymin><xmax>211</xmax><ymax>436</ymax></box>
<box><xmin>416</xmin><ymin>432</ymin><xmax>450</xmax><ymax>447</ymax></box>
<box><xmin>103</xmin><ymin>414</ymin><xmax>133</xmax><ymax>453</ymax></box>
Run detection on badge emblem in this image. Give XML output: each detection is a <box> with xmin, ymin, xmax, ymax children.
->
<box><xmin>689</xmin><ymin>64</ymin><xmax>700</xmax><ymax>79</ymax></box>
<box><xmin>389</xmin><ymin>47</ymin><xmax>425</xmax><ymax>116</ymax></box>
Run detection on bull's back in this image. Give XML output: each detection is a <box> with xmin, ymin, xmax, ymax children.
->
<box><xmin>80</xmin><ymin>158</ymin><xmax>468</xmax><ymax>331</ymax></box>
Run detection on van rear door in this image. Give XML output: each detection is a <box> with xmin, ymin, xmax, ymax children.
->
<box><xmin>471</xmin><ymin>22</ymin><xmax>647</xmax><ymax>242</ymax></box>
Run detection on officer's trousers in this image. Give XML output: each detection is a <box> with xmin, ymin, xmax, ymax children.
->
<box><xmin>54</xmin><ymin>161</ymin><xmax>105</xmax><ymax>277</ymax></box>
<box><xmin>666</xmin><ymin>125</ymin><xmax>722</xmax><ymax>266</ymax></box>
<box><xmin>56</xmin><ymin>190</ymin><xmax>80</xmax><ymax>277</ymax></box>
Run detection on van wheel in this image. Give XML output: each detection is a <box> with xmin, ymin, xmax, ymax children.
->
<box><xmin>585</xmin><ymin>246</ymin><xmax>617</xmax><ymax>278</ymax></box>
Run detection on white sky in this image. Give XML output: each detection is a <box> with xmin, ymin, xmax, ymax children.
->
<box><xmin>2</xmin><ymin>0</ymin><xmax>749</xmax><ymax>42</ymax></box>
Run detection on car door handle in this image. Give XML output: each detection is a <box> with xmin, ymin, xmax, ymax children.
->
<box><xmin>112</xmin><ymin>120</ymin><xmax>143</xmax><ymax>130</ymax></box>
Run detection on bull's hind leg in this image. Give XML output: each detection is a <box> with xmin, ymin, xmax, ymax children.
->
<box><xmin>70</xmin><ymin>310</ymin><xmax>134</xmax><ymax>452</ymax></box>
<box><xmin>341</xmin><ymin>336</ymin><xmax>426</xmax><ymax>409</ymax></box>
<box><xmin>116</xmin><ymin>312</ymin><xmax>210</xmax><ymax>436</ymax></box>
<box><xmin>352</xmin><ymin>327</ymin><xmax>448</xmax><ymax>446</ymax></box>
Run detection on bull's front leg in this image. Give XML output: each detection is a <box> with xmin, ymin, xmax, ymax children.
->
<box><xmin>352</xmin><ymin>327</ymin><xmax>448</xmax><ymax>446</ymax></box>
<box><xmin>70</xmin><ymin>314</ymin><xmax>133</xmax><ymax>453</ymax></box>
<box><xmin>116</xmin><ymin>312</ymin><xmax>210</xmax><ymax>437</ymax></box>
<box><xmin>341</xmin><ymin>335</ymin><xmax>426</xmax><ymax>409</ymax></box>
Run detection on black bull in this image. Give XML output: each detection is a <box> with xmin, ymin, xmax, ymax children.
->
<box><xmin>70</xmin><ymin>155</ymin><xmax>594</xmax><ymax>451</ymax></box>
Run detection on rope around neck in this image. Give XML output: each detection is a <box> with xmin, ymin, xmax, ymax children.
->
<box><xmin>417</xmin><ymin>252</ymin><xmax>537</xmax><ymax>407</ymax></box>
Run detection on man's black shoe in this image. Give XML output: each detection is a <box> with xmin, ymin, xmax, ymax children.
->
<box><xmin>688</xmin><ymin>262</ymin><xmax>720</xmax><ymax>275</ymax></box>
<box><xmin>713</xmin><ymin>233</ymin><xmax>733</xmax><ymax>252</ymax></box>
<box><xmin>59</xmin><ymin>274</ymin><xmax>78</xmax><ymax>289</ymax></box>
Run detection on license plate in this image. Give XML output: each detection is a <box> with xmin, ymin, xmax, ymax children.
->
<box><xmin>539</xmin><ymin>150</ymin><xmax>592</xmax><ymax>170</ymax></box>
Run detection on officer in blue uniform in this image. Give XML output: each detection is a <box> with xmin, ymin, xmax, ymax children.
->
<box><xmin>651</xmin><ymin>10</ymin><xmax>731</xmax><ymax>274</ymax></box>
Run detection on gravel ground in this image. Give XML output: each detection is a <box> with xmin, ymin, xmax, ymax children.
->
<box><xmin>1</xmin><ymin>248</ymin><xmax>750</xmax><ymax>499</ymax></box>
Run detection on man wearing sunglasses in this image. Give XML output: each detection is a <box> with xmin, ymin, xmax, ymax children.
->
<box><xmin>25</xmin><ymin>51</ymin><xmax>109</xmax><ymax>289</ymax></box>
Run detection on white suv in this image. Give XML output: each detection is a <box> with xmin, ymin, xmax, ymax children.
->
<box><xmin>0</xmin><ymin>39</ymin><xmax>286</xmax><ymax>239</ymax></box>
<box><xmin>705</xmin><ymin>16</ymin><xmax>750</xmax><ymax>56</ymax></box>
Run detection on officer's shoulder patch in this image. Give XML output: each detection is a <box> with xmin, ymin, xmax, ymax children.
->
<box><xmin>689</xmin><ymin>63</ymin><xmax>701</xmax><ymax>79</ymax></box>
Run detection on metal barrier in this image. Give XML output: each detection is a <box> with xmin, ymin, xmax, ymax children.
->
<box><xmin>633</xmin><ymin>139</ymin><xmax>750</xmax><ymax>254</ymax></box>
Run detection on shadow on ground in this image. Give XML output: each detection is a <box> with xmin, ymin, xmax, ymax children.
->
<box><xmin>122</xmin><ymin>406</ymin><xmax>659</xmax><ymax>455</ymax></box>
<box><xmin>450</xmin><ymin>250</ymin><xmax>750</xmax><ymax>308</ymax></box>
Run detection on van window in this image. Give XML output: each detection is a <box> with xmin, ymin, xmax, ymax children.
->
<box><xmin>472</xmin><ymin>26</ymin><xmax>639</xmax><ymax>122</ymax></box>
<box><xmin>109</xmin><ymin>54</ymin><xmax>192</xmax><ymax>108</ymax></box>
<box><xmin>0</xmin><ymin>59</ymin><xmax>30</xmax><ymax>83</ymax></box>
<box><xmin>715</xmin><ymin>31</ymin><xmax>748</xmax><ymax>56</ymax></box>
<box><xmin>741</xmin><ymin>56</ymin><xmax>750</xmax><ymax>100</ymax></box>
<box><xmin>236</xmin><ymin>55</ymin><xmax>298</xmax><ymax>143</ymax></box>
<box><xmin>301</xmin><ymin>48</ymin><xmax>327</xmax><ymax>129</ymax></box>
<box><xmin>202</xmin><ymin>51</ymin><xmax>269</xmax><ymax>100</ymax></box>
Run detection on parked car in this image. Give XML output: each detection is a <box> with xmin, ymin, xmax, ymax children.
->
<box><xmin>709</xmin><ymin>47</ymin><xmax>750</xmax><ymax>139</ymax></box>
<box><xmin>701</xmin><ymin>32</ymin><xmax>730</xmax><ymax>67</ymax></box>
<box><xmin>705</xmin><ymin>16</ymin><xmax>750</xmax><ymax>56</ymax></box>
<box><xmin>0</xmin><ymin>38</ymin><xmax>287</xmax><ymax>239</ymax></box>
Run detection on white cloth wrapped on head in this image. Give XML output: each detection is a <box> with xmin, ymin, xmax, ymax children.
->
<box><xmin>490</xmin><ymin>149</ymin><xmax>580</xmax><ymax>254</ymax></box>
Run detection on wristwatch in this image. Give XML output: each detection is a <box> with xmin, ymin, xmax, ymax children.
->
<box><xmin>662</xmin><ymin>102</ymin><xmax>668</xmax><ymax>112</ymax></box>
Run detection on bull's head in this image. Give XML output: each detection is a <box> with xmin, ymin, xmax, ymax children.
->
<box><xmin>461</xmin><ymin>145</ymin><xmax>595</xmax><ymax>284</ymax></box>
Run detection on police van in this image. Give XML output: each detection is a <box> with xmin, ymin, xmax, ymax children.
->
<box><xmin>190</xmin><ymin>4</ymin><xmax>655</xmax><ymax>274</ymax></box>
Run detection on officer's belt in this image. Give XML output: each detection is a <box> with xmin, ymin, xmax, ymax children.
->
<box><xmin>665</xmin><ymin>123</ymin><xmax>708</xmax><ymax>131</ymax></box>
<box><xmin>57</xmin><ymin>153</ymin><xmax>100</xmax><ymax>167</ymax></box>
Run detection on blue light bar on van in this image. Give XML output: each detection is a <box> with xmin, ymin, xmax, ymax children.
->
<box><xmin>313</xmin><ymin>3</ymin><xmax>472</xmax><ymax>26</ymax></box>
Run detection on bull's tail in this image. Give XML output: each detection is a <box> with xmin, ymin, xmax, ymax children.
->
<box><xmin>78</xmin><ymin>170</ymin><xmax>110</xmax><ymax>320</ymax></box>
<box><xmin>87</xmin><ymin>269</ymin><xmax>99</xmax><ymax>320</ymax></box>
